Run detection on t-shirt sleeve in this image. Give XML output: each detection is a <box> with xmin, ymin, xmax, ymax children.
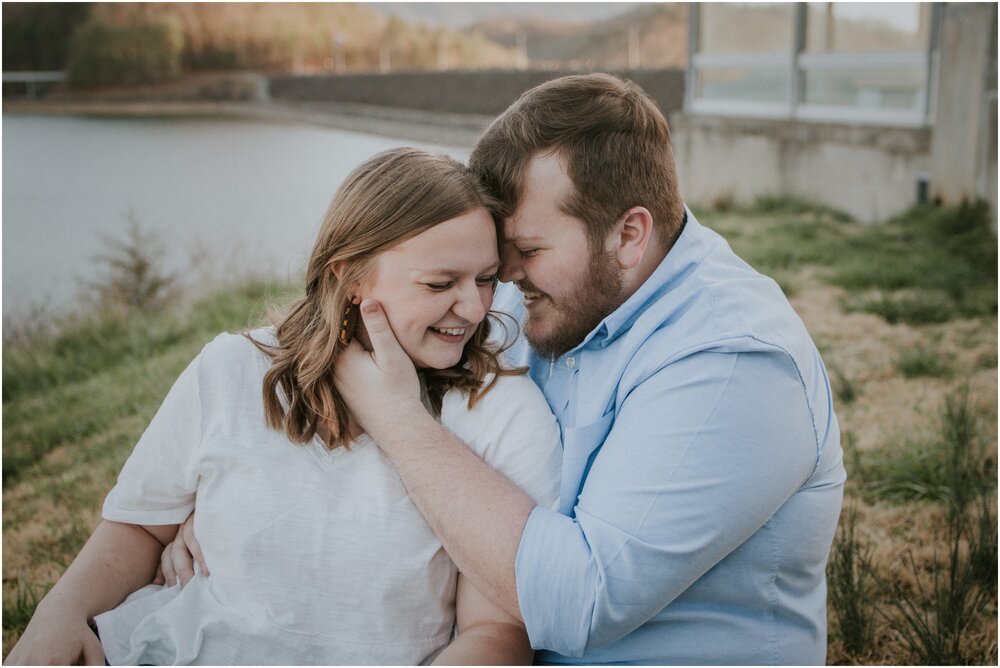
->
<box><xmin>102</xmin><ymin>348</ymin><xmax>206</xmax><ymax>525</ymax></box>
<box><xmin>444</xmin><ymin>373</ymin><xmax>561</xmax><ymax>510</ymax></box>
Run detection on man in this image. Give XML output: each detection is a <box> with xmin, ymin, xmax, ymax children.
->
<box><xmin>171</xmin><ymin>73</ymin><xmax>844</xmax><ymax>664</ymax></box>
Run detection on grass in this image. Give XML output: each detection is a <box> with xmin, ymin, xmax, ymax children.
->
<box><xmin>2</xmin><ymin>279</ymin><xmax>286</xmax><ymax>485</ymax></box>
<box><xmin>827</xmin><ymin>507</ymin><xmax>876</xmax><ymax>657</ymax></box>
<box><xmin>704</xmin><ymin>197</ymin><xmax>997</xmax><ymax>327</ymax></box>
<box><xmin>832</xmin><ymin>200</ymin><xmax>997</xmax><ymax>324</ymax></box>
<box><xmin>828</xmin><ymin>363</ymin><xmax>859</xmax><ymax>406</ymax></box>
<box><xmin>1</xmin><ymin>580</ymin><xmax>39</xmax><ymax>642</ymax></box>
<box><xmin>3</xmin><ymin>199</ymin><xmax>997</xmax><ymax>663</ymax></box>
<box><xmin>858</xmin><ymin>387</ymin><xmax>994</xmax><ymax>505</ymax></box>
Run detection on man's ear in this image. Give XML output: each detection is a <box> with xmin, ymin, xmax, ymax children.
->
<box><xmin>610</xmin><ymin>206</ymin><xmax>654</xmax><ymax>270</ymax></box>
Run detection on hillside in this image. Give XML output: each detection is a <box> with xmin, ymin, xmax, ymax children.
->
<box><xmin>473</xmin><ymin>3</ymin><xmax>689</xmax><ymax>70</ymax></box>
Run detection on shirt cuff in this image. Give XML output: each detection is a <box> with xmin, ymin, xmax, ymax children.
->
<box><xmin>515</xmin><ymin>505</ymin><xmax>595</xmax><ymax>658</ymax></box>
<box><xmin>102</xmin><ymin>497</ymin><xmax>195</xmax><ymax>526</ymax></box>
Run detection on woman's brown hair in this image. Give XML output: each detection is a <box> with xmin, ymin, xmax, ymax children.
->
<box><xmin>249</xmin><ymin>147</ymin><xmax>520</xmax><ymax>450</ymax></box>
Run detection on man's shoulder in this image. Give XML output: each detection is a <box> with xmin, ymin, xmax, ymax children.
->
<box><xmin>602</xmin><ymin>226</ymin><xmax>822</xmax><ymax>394</ymax></box>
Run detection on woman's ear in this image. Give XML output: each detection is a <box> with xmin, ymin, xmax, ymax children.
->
<box><xmin>331</xmin><ymin>260</ymin><xmax>348</xmax><ymax>280</ymax></box>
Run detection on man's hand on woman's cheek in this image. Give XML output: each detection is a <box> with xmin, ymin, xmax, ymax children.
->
<box><xmin>333</xmin><ymin>300</ymin><xmax>424</xmax><ymax>435</ymax></box>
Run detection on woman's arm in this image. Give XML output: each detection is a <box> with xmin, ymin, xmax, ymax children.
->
<box><xmin>432</xmin><ymin>574</ymin><xmax>533</xmax><ymax>666</ymax></box>
<box><xmin>4</xmin><ymin>520</ymin><xmax>177</xmax><ymax>666</ymax></box>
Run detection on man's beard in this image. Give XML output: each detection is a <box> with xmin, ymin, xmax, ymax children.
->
<box><xmin>518</xmin><ymin>249</ymin><xmax>624</xmax><ymax>360</ymax></box>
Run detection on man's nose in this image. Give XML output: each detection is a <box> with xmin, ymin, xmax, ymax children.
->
<box><xmin>499</xmin><ymin>245</ymin><xmax>524</xmax><ymax>283</ymax></box>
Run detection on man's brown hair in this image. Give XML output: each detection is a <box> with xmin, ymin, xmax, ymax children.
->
<box><xmin>469</xmin><ymin>73</ymin><xmax>685</xmax><ymax>251</ymax></box>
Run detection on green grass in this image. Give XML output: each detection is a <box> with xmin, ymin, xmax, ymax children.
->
<box><xmin>895</xmin><ymin>344</ymin><xmax>954</xmax><ymax>379</ymax></box>
<box><xmin>832</xmin><ymin>200</ymin><xmax>997</xmax><ymax>324</ymax></box>
<box><xmin>828</xmin><ymin>364</ymin><xmax>859</xmax><ymax>406</ymax></box>
<box><xmin>746</xmin><ymin>194</ymin><xmax>854</xmax><ymax>223</ymax></box>
<box><xmin>704</xmin><ymin>198</ymin><xmax>997</xmax><ymax>326</ymax></box>
<box><xmin>1</xmin><ymin>580</ymin><xmax>39</xmax><ymax>641</ymax></box>
<box><xmin>1</xmin><ymin>279</ymin><xmax>291</xmax><ymax>485</ymax></box>
<box><xmin>858</xmin><ymin>387</ymin><xmax>994</xmax><ymax>505</ymax></box>
<box><xmin>827</xmin><ymin>507</ymin><xmax>876</xmax><ymax>659</ymax></box>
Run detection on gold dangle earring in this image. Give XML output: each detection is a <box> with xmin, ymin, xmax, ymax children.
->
<box><xmin>339</xmin><ymin>300</ymin><xmax>359</xmax><ymax>347</ymax></box>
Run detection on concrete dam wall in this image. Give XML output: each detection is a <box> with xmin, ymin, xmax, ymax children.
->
<box><xmin>269</xmin><ymin>69</ymin><xmax>685</xmax><ymax>117</ymax></box>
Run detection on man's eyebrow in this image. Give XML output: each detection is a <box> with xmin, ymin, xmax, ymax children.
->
<box><xmin>505</xmin><ymin>235</ymin><xmax>545</xmax><ymax>244</ymax></box>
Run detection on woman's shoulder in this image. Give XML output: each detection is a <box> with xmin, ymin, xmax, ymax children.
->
<box><xmin>441</xmin><ymin>370</ymin><xmax>552</xmax><ymax>433</ymax></box>
<box><xmin>193</xmin><ymin>327</ymin><xmax>275</xmax><ymax>382</ymax></box>
<box><xmin>441</xmin><ymin>370</ymin><xmax>561</xmax><ymax>509</ymax></box>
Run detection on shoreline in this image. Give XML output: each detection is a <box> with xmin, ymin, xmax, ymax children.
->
<box><xmin>2</xmin><ymin>98</ymin><xmax>493</xmax><ymax>150</ymax></box>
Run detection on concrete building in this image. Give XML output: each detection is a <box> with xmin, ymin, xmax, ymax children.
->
<box><xmin>672</xmin><ymin>2</ymin><xmax>997</xmax><ymax>225</ymax></box>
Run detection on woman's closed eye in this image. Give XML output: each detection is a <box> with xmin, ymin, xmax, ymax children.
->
<box><xmin>475</xmin><ymin>274</ymin><xmax>499</xmax><ymax>286</ymax></box>
<box><xmin>518</xmin><ymin>248</ymin><xmax>539</xmax><ymax>258</ymax></box>
<box><xmin>425</xmin><ymin>274</ymin><xmax>498</xmax><ymax>291</ymax></box>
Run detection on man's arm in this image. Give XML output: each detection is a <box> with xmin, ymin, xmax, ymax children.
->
<box><xmin>335</xmin><ymin>301</ymin><xmax>819</xmax><ymax>656</ymax></box>
<box><xmin>5</xmin><ymin>520</ymin><xmax>176</xmax><ymax>665</ymax></box>
<box><xmin>334</xmin><ymin>301</ymin><xmax>536</xmax><ymax>620</ymax></box>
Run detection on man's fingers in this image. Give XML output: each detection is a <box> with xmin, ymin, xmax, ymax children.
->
<box><xmin>170</xmin><ymin>535</ymin><xmax>196</xmax><ymax>587</ymax></box>
<box><xmin>160</xmin><ymin>543</ymin><xmax>177</xmax><ymax>587</ymax></box>
<box><xmin>181</xmin><ymin>517</ymin><xmax>210</xmax><ymax>577</ymax></box>
<box><xmin>152</xmin><ymin>564</ymin><xmax>165</xmax><ymax>586</ymax></box>
<box><xmin>357</xmin><ymin>300</ymin><xmax>406</xmax><ymax>362</ymax></box>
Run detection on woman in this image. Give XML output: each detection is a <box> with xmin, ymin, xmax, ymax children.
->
<box><xmin>6</xmin><ymin>148</ymin><xmax>561</xmax><ymax>665</ymax></box>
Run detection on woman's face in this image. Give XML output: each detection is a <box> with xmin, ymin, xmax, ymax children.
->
<box><xmin>359</xmin><ymin>208</ymin><xmax>500</xmax><ymax>370</ymax></box>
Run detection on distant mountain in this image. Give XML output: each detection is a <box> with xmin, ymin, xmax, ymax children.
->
<box><xmin>473</xmin><ymin>3</ymin><xmax>689</xmax><ymax>70</ymax></box>
<box><xmin>366</xmin><ymin>2</ymin><xmax>640</xmax><ymax>29</ymax></box>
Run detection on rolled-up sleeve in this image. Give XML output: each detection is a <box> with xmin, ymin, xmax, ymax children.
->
<box><xmin>514</xmin><ymin>349</ymin><xmax>819</xmax><ymax>656</ymax></box>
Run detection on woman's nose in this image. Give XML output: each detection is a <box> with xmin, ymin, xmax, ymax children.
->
<box><xmin>454</xmin><ymin>283</ymin><xmax>488</xmax><ymax>323</ymax></box>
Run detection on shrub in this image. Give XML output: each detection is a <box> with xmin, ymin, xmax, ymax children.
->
<box><xmin>88</xmin><ymin>210</ymin><xmax>178</xmax><ymax>314</ymax></box>
<box><xmin>66</xmin><ymin>15</ymin><xmax>183</xmax><ymax>88</ymax></box>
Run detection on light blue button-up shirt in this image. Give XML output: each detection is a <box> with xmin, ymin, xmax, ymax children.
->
<box><xmin>492</xmin><ymin>209</ymin><xmax>846</xmax><ymax>665</ymax></box>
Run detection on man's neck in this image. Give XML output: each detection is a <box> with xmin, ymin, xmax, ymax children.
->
<box><xmin>621</xmin><ymin>233</ymin><xmax>671</xmax><ymax>302</ymax></box>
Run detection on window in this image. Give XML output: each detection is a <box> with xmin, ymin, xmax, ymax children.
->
<box><xmin>687</xmin><ymin>2</ymin><xmax>939</xmax><ymax>125</ymax></box>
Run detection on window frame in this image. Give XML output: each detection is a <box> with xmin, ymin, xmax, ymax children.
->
<box><xmin>686</xmin><ymin>2</ymin><xmax>941</xmax><ymax>127</ymax></box>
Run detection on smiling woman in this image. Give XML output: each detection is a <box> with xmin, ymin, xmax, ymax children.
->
<box><xmin>5</xmin><ymin>147</ymin><xmax>562</xmax><ymax>666</ymax></box>
<box><xmin>342</xmin><ymin>208</ymin><xmax>500</xmax><ymax>371</ymax></box>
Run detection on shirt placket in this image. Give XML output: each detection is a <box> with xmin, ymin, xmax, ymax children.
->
<box><xmin>542</xmin><ymin>353</ymin><xmax>581</xmax><ymax>428</ymax></box>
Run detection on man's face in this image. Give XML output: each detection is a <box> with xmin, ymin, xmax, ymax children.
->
<box><xmin>499</xmin><ymin>152</ymin><xmax>624</xmax><ymax>359</ymax></box>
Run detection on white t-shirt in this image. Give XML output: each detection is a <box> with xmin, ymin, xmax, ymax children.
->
<box><xmin>94</xmin><ymin>330</ymin><xmax>561</xmax><ymax>665</ymax></box>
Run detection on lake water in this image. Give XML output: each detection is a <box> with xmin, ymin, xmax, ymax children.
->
<box><xmin>2</xmin><ymin>114</ymin><xmax>463</xmax><ymax>321</ymax></box>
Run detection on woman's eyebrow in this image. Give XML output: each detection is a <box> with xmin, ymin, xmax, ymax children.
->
<box><xmin>412</xmin><ymin>262</ymin><xmax>501</xmax><ymax>275</ymax></box>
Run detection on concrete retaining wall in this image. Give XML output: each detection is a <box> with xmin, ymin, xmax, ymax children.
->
<box><xmin>670</xmin><ymin>114</ymin><xmax>932</xmax><ymax>223</ymax></box>
<box><xmin>269</xmin><ymin>68</ymin><xmax>685</xmax><ymax>117</ymax></box>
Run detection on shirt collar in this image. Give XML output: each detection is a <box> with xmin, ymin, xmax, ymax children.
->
<box><xmin>570</xmin><ymin>206</ymin><xmax>710</xmax><ymax>352</ymax></box>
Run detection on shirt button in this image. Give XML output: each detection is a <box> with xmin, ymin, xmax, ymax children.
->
<box><xmin>566</xmin><ymin>357</ymin><xmax>576</xmax><ymax>368</ymax></box>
